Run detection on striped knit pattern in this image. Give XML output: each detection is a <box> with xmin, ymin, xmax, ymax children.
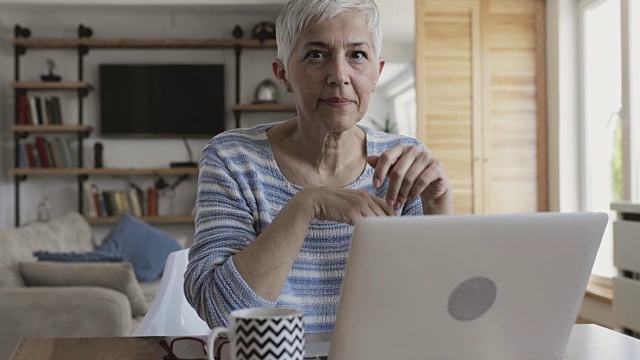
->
<box><xmin>184</xmin><ymin>122</ymin><xmax>425</xmax><ymax>333</ymax></box>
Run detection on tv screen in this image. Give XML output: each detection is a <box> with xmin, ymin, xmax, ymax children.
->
<box><xmin>99</xmin><ymin>64</ymin><xmax>225</xmax><ymax>137</ymax></box>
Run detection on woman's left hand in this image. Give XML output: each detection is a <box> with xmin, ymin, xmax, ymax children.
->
<box><xmin>367</xmin><ymin>144</ymin><xmax>453</xmax><ymax>214</ymax></box>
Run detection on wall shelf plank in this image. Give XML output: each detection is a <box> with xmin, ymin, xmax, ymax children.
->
<box><xmin>11</xmin><ymin>81</ymin><xmax>93</xmax><ymax>90</ymax></box>
<box><xmin>11</xmin><ymin>124</ymin><xmax>93</xmax><ymax>133</ymax></box>
<box><xmin>13</xmin><ymin>37</ymin><xmax>277</xmax><ymax>49</ymax></box>
<box><xmin>11</xmin><ymin>168</ymin><xmax>199</xmax><ymax>176</ymax></box>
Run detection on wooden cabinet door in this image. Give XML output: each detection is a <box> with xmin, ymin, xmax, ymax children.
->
<box><xmin>416</xmin><ymin>0</ymin><xmax>481</xmax><ymax>214</ymax></box>
<box><xmin>415</xmin><ymin>0</ymin><xmax>547</xmax><ymax>214</ymax></box>
<box><xmin>482</xmin><ymin>0</ymin><xmax>547</xmax><ymax>214</ymax></box>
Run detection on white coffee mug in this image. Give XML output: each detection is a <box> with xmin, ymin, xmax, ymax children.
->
<box><xmin>207</xmin><ymin>307</ymin><xmax>305</xmax><ymax>360</ymax></box>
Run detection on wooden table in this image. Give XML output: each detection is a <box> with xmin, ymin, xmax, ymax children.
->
<box><xmin>10</xmin><ymin>324</ymin><xmax>640</xmax><ymax>360</ymax></box>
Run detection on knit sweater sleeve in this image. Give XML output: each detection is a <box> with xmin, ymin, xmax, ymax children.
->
<box><xmin>184</xmin><ymin>141</ymin><xmax>276</xmax><ymax>328</ymax></box>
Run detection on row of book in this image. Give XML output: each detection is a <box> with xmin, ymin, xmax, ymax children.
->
<box><xmin>17</xmin><ymin>136</ymin><xmax>76</xmax><ymax>168</ymax></box>
<box><xmin>84</xmin><ymin>182</ymin><xmax>160</xmax><ymax>218</ymax></box>
<box><xmin>18</xmin><ymin>94</ymin><xmax>64</xmax><ymax>125</ymax></box>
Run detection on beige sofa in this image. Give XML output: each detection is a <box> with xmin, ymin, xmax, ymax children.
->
<box><xmin>0</xmin><ymin>213</ymin><xmax>161</xmax><ymax>359</ymax></box>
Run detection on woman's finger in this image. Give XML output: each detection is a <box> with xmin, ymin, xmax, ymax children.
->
<box><xmin>386</xmin><ymin>146</ymin><xmax>423</xmax><ymax>208</ymax></box>
<box><xmin>371</xmin><ymin>145</ymin><xmax>404</xmax><ymax>188</ymax></box>
<box><xmin>396</xmin><ymin>152</ymin><xmax>431</xmax><ymax>205</ymax></box>
<box><xmin>408</xmin><ymin>161</ymin><xmax>443</xmax><ymax>200</ymax></box>
<box><xmin>370</xmin><ymin>195</ymin><xmax>397</xmax><ymax>216</ymax></box>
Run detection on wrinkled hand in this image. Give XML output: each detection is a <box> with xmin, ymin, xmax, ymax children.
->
<box><xmin>367</xmin><ymin>144</ymin><xmax>451</xmax><ymax>212</ymax></box>
<box><xmin>299</xmin><ymin>187</ymin><xmax>396</xmax><ymax>225</ymax></box>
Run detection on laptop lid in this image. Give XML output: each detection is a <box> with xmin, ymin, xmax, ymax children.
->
<box><xmin>329</xmin><ymin>212</ymin><xmax>608</xmax><ymax>360</ymax></box>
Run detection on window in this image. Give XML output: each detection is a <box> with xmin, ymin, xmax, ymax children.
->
<box><xmin>579</xmin><ymin>0</ymin><xmax>640</xmax><ymax>277</ymax></box>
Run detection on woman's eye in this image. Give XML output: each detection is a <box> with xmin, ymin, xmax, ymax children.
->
<box><xmin>351</xmin><ymin>51</ymin><xmax>368</xmax><ymax>60</ymax></box>
<box><xmin>305</xmin><ymin>50</ymin><xmax>326</xmax><ymax>60</ymax></box>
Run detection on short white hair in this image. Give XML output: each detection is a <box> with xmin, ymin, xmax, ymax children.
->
<box><xmin>276</xmin><ymin>0</ymin><xmax>383</xmax><ymax>69</ymax></box>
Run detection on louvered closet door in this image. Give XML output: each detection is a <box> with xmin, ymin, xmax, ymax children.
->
<box><xmin>483</xmin><ymin>0</ymin><xmax>546</xmax><ymax>213</ymax></box>
<box><xmin>416</xmin><ymin>0</ymin><xmax>481</xmax><ymax>214</ymax></box>
<box><xmin>416</xmin><ymin>0</ymin><xmax>547</xmax><ymax>214</ymax></box>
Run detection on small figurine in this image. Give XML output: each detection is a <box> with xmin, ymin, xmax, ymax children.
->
<box><xmin>253</xmin><ymin>79</ymin><xmax>278</xmax><ymax>104</ymax></box>
<box><xmin>251</xmin><ymin>22</ymin><xmax>276</xmax><ymax>43</ymax></box>
<box><xmin>40</xmin><ymin>59</ymin><xmax>62</xmax><ymax>82</ymax></box>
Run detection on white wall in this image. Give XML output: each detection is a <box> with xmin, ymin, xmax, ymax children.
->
<box><xmin>0</xmin><ymin>5</ymin><xmax>288</xmax><ymax>242</ymax></box>
<box><xmin>0</xmin><ymin>4</ymin><xmax>416</xmax><ymax>242</ymax></box>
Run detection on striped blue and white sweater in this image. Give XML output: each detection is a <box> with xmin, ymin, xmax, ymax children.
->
<box><xmin>184</xmin><ymin>122</ymin><xmax>424</xmax><ymax>333</ymax></box>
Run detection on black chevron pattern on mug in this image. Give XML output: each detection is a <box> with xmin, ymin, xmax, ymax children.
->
<box><xmin>234</xmin><ymin>316</ymin><xmax>305</xmax><ymax>360</ymax></box>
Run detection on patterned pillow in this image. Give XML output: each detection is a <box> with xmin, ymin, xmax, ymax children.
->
<box><xmin>33</xmin><ymin>250</ymin><xmax>126</xmax><ymax>262</ymax></box>
<box><xmin>97</xmin><ymin>214</ymin><xmax>181</xmax><ymax>282</ymax></box>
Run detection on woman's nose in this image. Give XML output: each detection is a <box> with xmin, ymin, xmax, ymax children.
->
<box><xmin>326</xmin><ymin>57</ymin><xmax>350</xmax><ymax>86</ymax></box>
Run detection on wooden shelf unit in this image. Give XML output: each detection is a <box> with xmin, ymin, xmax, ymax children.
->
<box><xmin>86</xmin><ymin>215</ymin><xmax>195</xmax><ymax>225</ymax></box>
<box><xmin>13</xmin><ymin>37</ymin><xmax>277</xmax><ymax>49</ymax></box>
<box><xmin>12</xmin><ymin>167</ymin><xmax>199</xmax><ymax>176</ymax></box>
<box><xmin>12</xmin><ymin>124</ymin><xmax>93</xmax><ymax>134</ymax></box>
<box><xmin>11</xmin><ymin>81</ymin><xmax>93</xmax><ymax>90</ymax></box>
<box><xmin>12</xmin><ymin>25</ymin><xmax>280</xmax><ymax>226</ymax></box>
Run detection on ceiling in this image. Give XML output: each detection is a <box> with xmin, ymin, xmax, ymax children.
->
<box><xmin>0</xmin><ymin>0</ymin><xmax>416</xmax><ymax>42</ymax></box>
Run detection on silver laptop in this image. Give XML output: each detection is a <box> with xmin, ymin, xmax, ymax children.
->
<box><xmin>324</xmin><ymin>212</ymin><xmax>607</xmax><ymax>360</ymax></box>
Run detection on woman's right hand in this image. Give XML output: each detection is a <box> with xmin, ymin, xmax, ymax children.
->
<box><xmin>296</xmin><ymin>187</ymin><xmax>396</xmax><ymax>225</ymax></box>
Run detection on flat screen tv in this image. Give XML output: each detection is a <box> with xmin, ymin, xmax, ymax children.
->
<box><xmin>99</xmin><ymin>64</ymin><xmax>225</xmax><ymax>137</ymax></box>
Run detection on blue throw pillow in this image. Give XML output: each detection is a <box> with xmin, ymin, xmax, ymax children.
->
<box><xmin>33</xmin><ymin>250</ymin><xmax>126</xmax><ymax>262</ymax></box>
<box><xmin>97</xmin><ymin>214</ymin><xmax>181</xmax><ymax>282</ymax></box>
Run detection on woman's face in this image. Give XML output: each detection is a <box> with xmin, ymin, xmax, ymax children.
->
<box><xmin>275</xmin><ymin>11</ymin><xmax>384</xmax><ymax>134</ymax></box>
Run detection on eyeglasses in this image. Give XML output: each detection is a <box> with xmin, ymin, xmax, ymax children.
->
<box><xmin>159</xmin><ymin>336</ymin><xmax>229</xmax><ymax>360</ymax></box>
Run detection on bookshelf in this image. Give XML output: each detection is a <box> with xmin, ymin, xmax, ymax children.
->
<box><xmin>12</xmin><ymin>24</ymin><xmax>292</xmax><ymax>226</ymax></box>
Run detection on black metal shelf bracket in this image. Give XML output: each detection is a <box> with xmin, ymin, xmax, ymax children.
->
<box><xmin>81</xmin><ymin>129</ymin><xmax>91</xmax><ymax>138</ymax></box>
<box><xmin>15</xmin><ymin>175</ymin><xmax>27</xmax><ymax>182</ymax></box>
<box><xmin>17</xmin><ymin>132</ymin><xmax>28</xmax><ymax>140</ymax></box>
<box><xmin>79</xmin><ymin>88</ymin><xmax>90</xmax><ymax>98</ymax></box>
<box><xmin>15</xmin><ymin>45</ymin><xmax>26</xmax><ymax>56</ymax></box>
<box><xmin>78</xmin><ymin>45</ymin><xmax>90</xmax><ymax>56</ymax></box>
<box><xmin>79</xmin><ymin>174</ymin><xmax>89</xmax><ymax>181</ymax></box>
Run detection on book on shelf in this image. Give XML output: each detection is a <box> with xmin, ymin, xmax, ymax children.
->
<box><xmin>28</xmin><ymin>97</ymin><xmax>38</xmax><ymax>125</ymax></box>
<box><xmin>46</xmin><ymin>96</ymin><xmax>63</xmax><ymax>125</ymax></box>
<box><xmin>17</xmin><ymin>141</ymin><xmax>28</xmax><ymax>168</ymax></box>
<box><xmin>128</xmin><ymin>188</ymin><xmax>144</xmax><ymax>217</ymax></box>
<box><xmin>83</xmin><ymin>182</ymin><xmax>98</xmax><ymax>218</ymax></box>
<box><xmin>147</xmin><ymin>187</ymin><xmax>158</xmax><ymax>216</ymax></box>
<box><xmin>34</xmin><ymin>97</ymin><xmax>44</xmax><ymax>125</ymax></box>
<box><xmin>51</xmin><ymin>96</ymin><xmax>63</xmax><ymax>124</ymax></box>
<box><xmin>18</xmin><ymin>94</ymin><xmax>29</xmax><ymax>125</ymax></box>
<box><xmin>57</xmin><ymin>138</ymin><xmax>75</xmax><ymax>168</ymax></box>
<box><xmin>17</xmin><ymin>136</ymin><xmax>75</xmax><ymax>168</ymax></box>
<box><xmin>86</xmin><ymin>185</ymin><xmax>147</xmax><ymax>218</ymax></box>
<box><xmin>20</xmin><ymin>96</ymin><xmax>63</xmax><ymax>126</ymax></box>
<box><xmin>34</xmin><ymin>136</ymin><xmax>50</xmax><ymax>167</ymax></box>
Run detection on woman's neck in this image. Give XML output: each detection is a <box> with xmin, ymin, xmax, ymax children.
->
<box><xmin>268</xmin><ymin>119</ymin><xmax>367</xmax><ymax>187</ymax></box>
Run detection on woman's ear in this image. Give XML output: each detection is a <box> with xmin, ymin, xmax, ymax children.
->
<box><xmin>378</xmin><ymin>59</ymin><xmax>386</xmax><ymax>77</ymax></box>
<box><xmin>272</xmin><ymin>58</ymin><xmax>291</xmax><ymax>92</ymax></box>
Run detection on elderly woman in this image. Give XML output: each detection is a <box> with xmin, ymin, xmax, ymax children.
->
<box><xmin>184</xmin><ymin>0</ymin><xmax>453</xmax><ymax>333</ymax></box>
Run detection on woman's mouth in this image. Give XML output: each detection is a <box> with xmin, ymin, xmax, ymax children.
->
<box><xmin>320</xmin><ymin>97</ymin><xmax>355</xmax><ymax>108</ymax></box>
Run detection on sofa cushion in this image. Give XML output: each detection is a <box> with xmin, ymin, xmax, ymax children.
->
<box><xmin>0</xmin><ymin>213</ymin><xmax>94</xmax><ymax>287</ymax></box>
<box><xmin>20</xmin><ymin>261</ymin><xmax>148</xmax><ymax>316</ymax></box>
<box><xmin>97</xmin><ymin>214</ymin><xmax>181</xmax><ymax>282</ymax></box>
